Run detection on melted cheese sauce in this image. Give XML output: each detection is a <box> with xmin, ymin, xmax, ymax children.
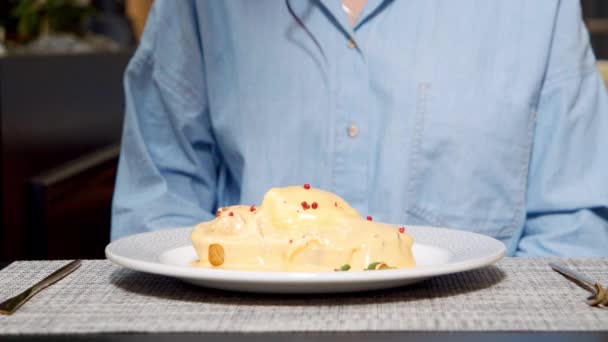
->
<box><xmin>191</xmin><ymin>186</ymin><xmax>415</xmax><ymax>272</ymax></box>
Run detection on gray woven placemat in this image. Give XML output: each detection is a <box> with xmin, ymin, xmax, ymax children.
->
<box><xmin>0</xmin><ymin>258</ymin><xmax>606</xmax><ymax>334</ymax></box>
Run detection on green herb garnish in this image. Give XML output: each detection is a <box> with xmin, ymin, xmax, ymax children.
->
<box><xmin>334</xmin><ymin>264</ymin><xmax>351</xmax><ymax>272</ymax></box>
<box><xmin>366</xmin><ymin>262</ymin><xmax>393</xmax><ymax>270</ymax></box>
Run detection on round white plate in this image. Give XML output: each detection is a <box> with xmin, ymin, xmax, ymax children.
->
<box><xmin>105</xmin><ymin>226</ymin><xmax>505</xmax><ymax>294</ymax></box>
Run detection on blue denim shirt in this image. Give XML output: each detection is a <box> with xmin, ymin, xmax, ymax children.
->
<box><xmin>112</xmin><ymin>0</ymin><xmax>608</xmax><ymax>257</ymax></box>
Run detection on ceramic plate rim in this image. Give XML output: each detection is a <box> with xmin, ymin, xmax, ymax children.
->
<box><xmin>105</xmin><ymin>226</ymin><xmax>506</xmax><ymax>284</ymax></box>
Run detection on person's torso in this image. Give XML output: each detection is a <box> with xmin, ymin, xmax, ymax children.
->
<box><xmin>189</xmin><ymin>0</ymin><xmax>560</xmax><ymax>243</ymax></box>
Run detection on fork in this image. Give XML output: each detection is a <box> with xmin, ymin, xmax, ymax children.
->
<box><xmin>549</xmin><ymin>262</ymin><xmax>607</xmax><ymax>307</ymax></box>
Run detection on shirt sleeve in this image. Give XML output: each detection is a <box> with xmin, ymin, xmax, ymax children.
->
<box><xmin>111</xmin><ymin>0</ymin><xmax>218</xmax><ymax>240</ymax></box>
<box><xmin>516</xmin><ymin>1</ymin><xmax>608</xmax><ymax>256</ymax></box>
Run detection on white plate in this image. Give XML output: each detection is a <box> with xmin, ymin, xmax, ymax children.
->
<box><xmin>105</xmin><ymin>226</ymin><xmax>505</xmax><ymax>294</ymax></box>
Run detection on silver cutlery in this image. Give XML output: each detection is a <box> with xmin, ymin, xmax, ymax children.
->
<box><xmin>549</xmin><ymin>262</ymin><xmax>607</xmax><ymax>307</ymax></box>
<box><xmin>0</xmin><ymin>259</ymin><xmax>81</xmax><ymax>315</ymax></box>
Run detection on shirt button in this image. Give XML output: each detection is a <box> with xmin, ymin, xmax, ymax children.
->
<box><xmin>347</xmin><ymin>38</ymin><xmax>357</xmax><ymax>49</ymax></box>
<box><xmin>347</xmin><ymin>123</ymin><xmax>359</xmax><ymax>138</ymax></box>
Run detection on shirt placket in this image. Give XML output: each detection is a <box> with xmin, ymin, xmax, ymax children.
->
<box><xmin>317</xmin><ymin>8</ymin><xmax>381</xmax><ymax>215</ymax></box>
<box><xmin>331</xmin><ymin>40</ymin><xmax>371</xmax><ymax>212</ymax></box>
<box><xmin>310</xmin><ymin>0</ymin><xmax>390</xmax><ymax>212</ymax></box>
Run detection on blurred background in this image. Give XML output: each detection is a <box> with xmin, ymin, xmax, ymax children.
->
<box><xmin>0</xmin><ymin>0</ymin><xmax>151</xmax><ymax>262</ymax></box>
<box><xmin>0</xmin><ymin>1</ymin><xmax>607</xmax><ymax>262</ymax></box>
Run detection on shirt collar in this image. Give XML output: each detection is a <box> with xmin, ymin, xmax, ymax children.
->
<box><xmin>318</xmin><ymin>0</ymin><xmax>392</xmax><ymax>34</ymax></box>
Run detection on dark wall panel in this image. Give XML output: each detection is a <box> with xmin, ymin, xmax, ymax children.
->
<box><xmin>0</xmin><ymin>52</ymin><xmax>131</xmax><ymax>261</ymax></box>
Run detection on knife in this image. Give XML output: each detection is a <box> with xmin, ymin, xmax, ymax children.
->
<box><xmin>0</xmin><ymin>260</ymin><xmax>82</xmax><ymax>315</ymax></box>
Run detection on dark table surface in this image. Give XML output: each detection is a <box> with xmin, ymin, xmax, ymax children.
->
<box><xmin>2</xmin><ymin>331</ymin><xmax>607</xmax><ymax>342</ymax></box>
<box><xmin>0</xmin><ymin>261</ymin><xmax>606</xmax><ymax>342</ymax></box>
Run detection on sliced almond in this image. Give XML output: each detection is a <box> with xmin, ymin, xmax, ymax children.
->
<box><xmin>208</xmin><ymin>243</ymin><xmax>225</xmax><ymax>266</ymax></box>
<box><xmin>376</xmin><ymin>262</ymin><xmax>390</xmax><ymax>270</ymax></box>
